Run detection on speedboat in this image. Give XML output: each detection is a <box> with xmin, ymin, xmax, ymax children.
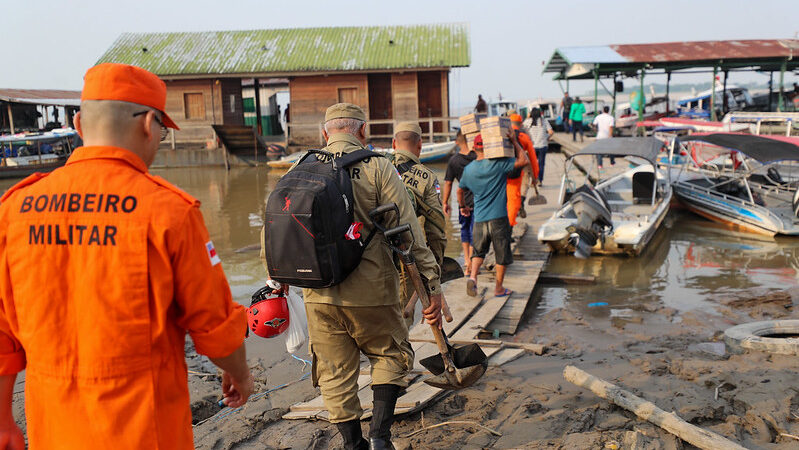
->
<box><xmin>670</xmin><ymin>133</ymin><xmax>799</xmax><ymax>236</ymax></box>
<box><xmin>538</xmin><ymin>137</ymin><xmax>673</xmax><ymax>258</ymax></box>
<box><xmin>268</xmin><ymin>141</ymin><xmax>456</xmax><ymax>170</ymax></box>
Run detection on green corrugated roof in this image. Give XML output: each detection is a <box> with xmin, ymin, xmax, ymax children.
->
<box><xmin>96</xmin><ymin>24</ymin><xmax>470</xmax><ymax>76</ymax></box>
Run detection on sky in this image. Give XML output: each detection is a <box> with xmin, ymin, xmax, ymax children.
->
<box><xmin>5</xmin><ymin>0</ymin><xmax>799</xmax><ymax>113</ymax></box>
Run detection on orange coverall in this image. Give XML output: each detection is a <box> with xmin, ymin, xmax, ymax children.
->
<box><xmin>507</xmin><ymin>130</ymin><xmax>539</xmax><ymax>226</ymax></box>
<box><xmin>0</xmin><ymin>146</ymin><xmax>246</xmax><ymax>449</ymax></box>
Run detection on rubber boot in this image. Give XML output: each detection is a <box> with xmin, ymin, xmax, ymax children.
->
<box><xmin>369</xmin><ymin>384</ymin><xmax>400</xmax><ymax>450</ymax></box>
<box><xmin>336</xmin><ymin>420</ymin><xmax>369</xmax><ymax>450</ymax></box>
<box><xmin>519</xmin><ymin>196</ymin><xmax>527</xmax><ymax>218</ymax></box>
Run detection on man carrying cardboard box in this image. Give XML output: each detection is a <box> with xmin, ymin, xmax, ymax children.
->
<box><xmin>457</xmin><ymin>131</ymin><xmax>528</xmax><ymax>298</ymax></box>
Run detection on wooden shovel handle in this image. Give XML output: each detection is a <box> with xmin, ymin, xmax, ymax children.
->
<box><xmin>402</xmin><ymin>260</ymin><xmax>451</xmax><ymax>360</ymax></box>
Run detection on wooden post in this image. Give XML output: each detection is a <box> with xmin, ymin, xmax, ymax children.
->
<box><xmin>593</xmin><ymin>65</ymin><xmax>599</xmax><ymax>120</ymax></box>
<box><xmin>722</xmin><ymin>69</ymin><xmax>728</xmax><ymax>115</ymax></box>
<box><xmin>638</xmin><ymin>68</ymin><xmax>645</xmax><ymax>123</ymax></box>
<box><xmin>665</xmin><ymin>71</ymin><xmax>671</xmax><ymax>115</ymax></box>
<box><xmin>6</xmin><ymin>103</ymin><xmax>14</xmax><ymax>134</ymax></box>
<box><xmin>611</xmin><ymin>74</ymin><xmax>617</xmax><ymax>116</ymax></box>
<box><xmin>254</xmin><ymin>78</ymin><xmax>263</xmax><ymax>136</ymax></box>
<box><xmin>768</xmin><ymin>72</ymin><xmax>774</xmax><ymax>112</ymax></box>
<box><xmin>778</xmin><ymin>60</ymin><xmax>787</xmax><ymax>113</ymax></box>
<box><xmin>563</xmin><ymin>366</ymin><xmax>748</xmax><ymax>450</ymax></box>
<box><xmin>710</xmin><ymin>65</ymin><xmax>718</xmax><ymax>122</ymax></box>
<box><xmin>428</xmin><ymin>117</ymin><xmax>434</xmax><ymax>143</ymax></box>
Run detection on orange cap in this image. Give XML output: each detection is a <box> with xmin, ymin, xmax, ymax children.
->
<box><xmin>81</xmin><ymin>63</ymin><xmax>179</xmax><ymax>130</ymax></box>
<box><xmin>509</xmin><ymin>113</ymin><xmax>523</xmax><ymax>123</ymax></box>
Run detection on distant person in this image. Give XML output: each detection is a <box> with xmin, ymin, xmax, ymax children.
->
<box><xmin>475</xmin><ymin>94</ymin><xmax>488</xmax><ymax>113</ymax></box>
<box><xmin>569</xmin><ymin>97</ymin><xmax>586</xmax><ymax>142</ymax></box>
<box><xmin>506</xmin><ymin>114</ymin><xmax>538</xmax><ymax>226</ymax></box>
<box><xmin>442</xmin><ymin>130</ymin><xmax>477</xmax><ymax>275</ymax></box>
<box><xmin>284</xmin><ymin>104</ymin><xmax>290</xmax><ymax>123</ymax></box>
<box><xmin>592</xmin><ymin>106</ymin><xmax>616</xmax><ymax>166</ymax></box>
<box><xmin>560</xmin><ymin>92</ymin><xmax>573</xmax><ymax>132</ymax></box>
<box><xmin>524</xmin><ymin>107</ymin><xmax>554</xmax><ymax>184</ymax></box>
<box><xmin>458</xmin><ymin>132</ymin><xmax>528</xmax><ymax>298</ymax></box>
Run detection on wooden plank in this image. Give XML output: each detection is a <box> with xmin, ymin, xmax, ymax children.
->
<box><xmin>488</xmin><ymin>348</ymin><xmax>525</xmax><ymax>366</ymax></box>
<box><xmin>450</xmin><ymin>296</ymin><xmax>509</xmax><ymax>341</ymax></box>
<box><xmin>285</xmin><ymin>346</ymin><xmax>502</xmax><ymax>421</ymax></box>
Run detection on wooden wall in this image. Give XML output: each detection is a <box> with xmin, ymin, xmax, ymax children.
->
<box><xmin>289</xmin><ymin>74</ymin><xmax>369</xmax><ymax>145</ymax></box>
<box><xmin>287</xmin><ymin>69</ymin><xmax>450</xmax><ymax>145</ymax></box>
<box><xmin>391</xmin><ymin>73</ymin><xmax>418</xmax><ymax>121</ymax></box>
<box><xmin>164</xmin><ymin>78</ymin><xmax>244</xmax><ymax>147</ymax></box>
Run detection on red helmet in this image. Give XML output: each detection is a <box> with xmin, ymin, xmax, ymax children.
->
<box><xmin>247</xmin><ymin>286</ymin><xmax>290</xmax><ymax>338</ymax></box>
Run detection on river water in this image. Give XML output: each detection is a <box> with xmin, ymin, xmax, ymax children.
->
<box><xmin>2</xmin><ymin>164</ymin><xmax>797</xmax><ymax>329</ymax></box>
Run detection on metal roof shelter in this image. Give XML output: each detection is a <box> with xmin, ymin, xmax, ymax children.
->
<box><xmin>543</xmin><ymin>39</ymin><xmax>799</xmax><ymax>120</ymax></box>
<box><xmin>1</xmin><ymin>89</ymin><xmax>82</xmax><ymax>134</ymax></box>
<box><xmin>0</xmin><ymin>89</ymin><xmax>81</xmax><ymax>107</ymax></box>
<box><xmin>96</xmin><ymin>23</ymin><xmax>471</xmax><ymax>79</ymax></box>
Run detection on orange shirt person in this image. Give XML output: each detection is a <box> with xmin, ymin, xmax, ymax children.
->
<box><xmin>0</xmin><ymin>63</ymin><xmax>253</xmax><ymax>449</ymax></box>
<box><xmin>507</xmin><ymin>114</ymin><xmax>538</xmax><ymax>226</ymax></box>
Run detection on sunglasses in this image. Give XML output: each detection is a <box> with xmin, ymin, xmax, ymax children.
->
<box><xmin>133</xmin><ymin>110</ymin><xmax>169</xmax><ymax>141</ymax></box>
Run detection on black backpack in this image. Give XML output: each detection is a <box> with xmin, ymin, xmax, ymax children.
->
<box><xmin>263</xmin><ymin>148</ymin><xmax>380</xmax><ymax>288</ymax></box>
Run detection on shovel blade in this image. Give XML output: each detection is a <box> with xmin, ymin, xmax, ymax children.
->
<box><xmin>419</xmin><ymin>343</ymin><xmax>487</xmax><ymax>375</ymax></box>
<box><xmin>419</xmin><ymin>343</ymin><xmax>488</xmax><ymax>389</ymax></box>
<box><xmin>528</xmin><ymin>195</ymin><xmax>547</xmax><ymax>205</ymax></box>
<box><xmin>423</xmin><ymin>364</ymin><xmax>486</xmax><ymax>390</ymax></box>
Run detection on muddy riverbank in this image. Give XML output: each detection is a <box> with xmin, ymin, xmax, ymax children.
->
<box><xmin>186</xmin><ymin>284</ymin><xmax>799</xmax><ymax>449</ymax></box>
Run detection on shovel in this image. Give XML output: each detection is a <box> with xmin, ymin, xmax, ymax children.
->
<box><xmin>527</xmin><ymin>182</ymin><xmax>547</xmax><ymax>205</ymax></box>
<box><xmin>369</xmin><ymin>204</ymin><xmax>486</xmax><ymax>390</ymax></box>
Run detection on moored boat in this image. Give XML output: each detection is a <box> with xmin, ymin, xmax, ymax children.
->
<box><xmin>0</xmin><ymin>129</ymin><xmax>79</xmax><ymax>179</ymax></box>
<box><xmin>538</xmin><ymin>137</ymin><xmax>673</xmax><ymax>258</ymax></box>
<box><xmin>670</xmin><ymin>133</ymin><xmax>799</xmax><ymax>236</ymax></box>
<box><xmin>267</xmin><ymin>140</ymin><xmax>456</xmax><ymax>170</ymax></box>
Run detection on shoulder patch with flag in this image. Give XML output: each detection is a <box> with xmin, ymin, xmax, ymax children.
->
<box><xmin>434</xmin><ymin>179</ymin><xmax>441</xmax><ymax>196</ymax></box>
<box><xmin>206</xmin><ymin>241</ymin><xmax>221</xmax><ymax>266</ymax></box>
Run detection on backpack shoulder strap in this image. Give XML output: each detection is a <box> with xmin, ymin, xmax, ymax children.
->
<box><xmin>336</xmin><ymin>149</ymin><xmax>381</xmax><ymax>167</ymax></box>
<box><xmin>395</xmin><ymin>160</ymin><xmax>416</xmax><ymax>175</ymax></box>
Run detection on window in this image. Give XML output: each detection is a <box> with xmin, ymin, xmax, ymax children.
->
<box><xmin>338</xmin><ymin>87</ymin><xmax>358</xmax><ymax>104</ymax></box>
<box><xmin>229</xmin><ymin>94</ymin><xmax>236</xmax><ymax>113</ymax></box>
<box><xmin>184</xmin><ymin>93</ymin><xmax>205</xmax><ymax>120</ymax></box>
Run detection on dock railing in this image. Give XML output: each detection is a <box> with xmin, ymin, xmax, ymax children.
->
<box><xmin>287</xmin><ymin>116</ymin><xmax>459</xmax><ymax>145</ymax></box>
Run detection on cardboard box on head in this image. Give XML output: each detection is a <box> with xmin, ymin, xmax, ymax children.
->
<box><xmin>459</xmin><ymin>113</ymin><xmax>487</xmax><ymax>135</ymax></box>
<box><xmin>479</xmin><ymin>116</ymin><xmax>511</xmax><ymax>137</ymax></box>
<box><xmin>483</xmin><ymin>134</ymin><xmax>514</xmax><ymax>159</ymax></box>
<box><xmin>479</xmin><ymin>116</ymin><xmax>513</xmax><ymax>158</ymax></box>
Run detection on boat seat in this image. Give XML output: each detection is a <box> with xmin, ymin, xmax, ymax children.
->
<box><xmin>632</xmin><ymin>171</ymin><xmax>656</xmax><ymax>204</ymax></box>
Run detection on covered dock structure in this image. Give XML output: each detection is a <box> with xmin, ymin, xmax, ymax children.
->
<box><xmin>543</xmin><ymin>39</ymin><xmax>799</xmax><ymax>121</ymax></box>
<box><xmin>96</xmin><ymin>24</ymin><xmax>470</xmax><ymax>149</ymax></box>
<box><xmin>1</xmin><ymin>89</ymin><xmax>81</xmax><ymax>134</ymax></box>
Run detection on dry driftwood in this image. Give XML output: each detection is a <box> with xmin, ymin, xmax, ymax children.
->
<box><xmin>563</xmin><ymin>366</ymin><xmax>747</xmax><ymax>450</ymax></box>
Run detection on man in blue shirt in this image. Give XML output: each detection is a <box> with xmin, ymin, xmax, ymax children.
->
<box><xmin>458</xmin><ymin>132</ymin><xmax>528</xmax><ymax>298</ymax></box>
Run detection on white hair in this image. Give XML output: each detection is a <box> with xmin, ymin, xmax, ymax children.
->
<box><xmin>324</xmin><ymin>118</ymin><xmax>365</xmax><ymax>135</ymax></box>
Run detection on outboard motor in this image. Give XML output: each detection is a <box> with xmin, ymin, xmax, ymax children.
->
<box><xmin>565</xmin><ymin>185</ymin><xmax>613</xmax><ymax>259</ymax></box>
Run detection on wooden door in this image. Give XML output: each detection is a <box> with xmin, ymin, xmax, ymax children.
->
<box><xmin>338</xmin><ymin>87</ymin><xmax>358</xmax><ymax>104</ymax></box>
<box><xmin>184</xmin><ymin>93</ymin><xmax>206</xmax><ymax>120</ymax></box>
<box><xmin>417</xmin><ymin>71</ymin><xmax>443</xmax><ymax>134</ymax></box>
<box><xmin>368</xmin><ymin>74</ymin><xmax>392</xmax><ymax>137</ymax></box>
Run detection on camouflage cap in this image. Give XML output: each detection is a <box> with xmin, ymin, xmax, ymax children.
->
<box><xmin>394</xmin><ymin>121</ymin><xmax>422</xmax><ymax>137</ymax></box>
<box><xmin>325</xmin><ymin>103</ymin><xmax>366</xmax><ymax>122</ymax></box>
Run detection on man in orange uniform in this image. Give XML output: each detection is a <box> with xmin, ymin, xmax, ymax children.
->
<box><xmin>0</xmin><ymin>63</ymin><xmax>253</xmax><ymax>449</ymax></box>
<box><xmin>506</xmin><ymin>114</ymin><xmax>538</xmax><ymax>227</ymax></box>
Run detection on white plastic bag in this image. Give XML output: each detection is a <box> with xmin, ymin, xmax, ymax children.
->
<box><xmin>285</xmin><ymin>287</ymin><xmax>309</xmax><ymax>354</ymax></box>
